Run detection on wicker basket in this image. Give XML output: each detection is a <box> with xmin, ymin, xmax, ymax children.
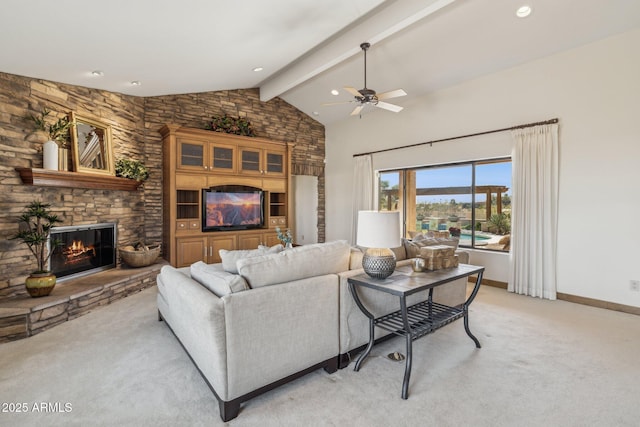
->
<box><xmin>119</xmin><ymin>244</ymin><xmax>161</xmax><ymax>268</ymax></box>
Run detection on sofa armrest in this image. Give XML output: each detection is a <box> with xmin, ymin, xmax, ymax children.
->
<box><xmin>156</xmin><ymin>266</ymin><xmax>229</xmax><ymax>400</ymax></box>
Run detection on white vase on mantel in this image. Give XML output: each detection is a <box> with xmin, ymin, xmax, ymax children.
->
<box><xmin>43</xmin><ymin>140</ymin><xmax>59</xmax><ymax>170</ymax></box>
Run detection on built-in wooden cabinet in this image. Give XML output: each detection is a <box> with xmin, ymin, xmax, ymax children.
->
<box><xmin>238</xmin><ymin>146</ymin><xmax>286</xmax><ymax>177</ymax></box>
<box><xmin>175</xmin><ymin>235</ymin><xmax>236</xmax><ymax>265</ymax></box>
<box><xmin>176</xmin><ymin>138</ymin><xmax>238</xmax><ymax>174</ymax></box>
<box><xmin>236</xmin><ymin>231</ymin><xmax>282</xmax><ymax>250</ymax></box>
<box><xmin>161</xmin><ymin>124</ymin><xmax>293</xmax><ymax>267</ymax></box>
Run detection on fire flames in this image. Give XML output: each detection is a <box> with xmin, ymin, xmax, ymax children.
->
<box><xmin>62</xmin><ymin>240</ymin><xmax>96</xmax><ymax>264</ymax></box>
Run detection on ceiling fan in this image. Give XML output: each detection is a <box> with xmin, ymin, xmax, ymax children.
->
<box><xmin>324</xmin><ymin>42</ymin><xmax>407</xmax><ymax>116</ymax></box>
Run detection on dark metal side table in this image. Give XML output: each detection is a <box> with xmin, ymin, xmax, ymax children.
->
<box><xmin>347</xmin><ymin>263</ymin><xmax>485</xmax><ymax>399</ymax></box>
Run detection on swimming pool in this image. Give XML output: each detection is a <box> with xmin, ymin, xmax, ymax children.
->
<box><xmin>459</xmin><ymin>233</ymin><xmax>491</xmax><ymax>242</ymax></box>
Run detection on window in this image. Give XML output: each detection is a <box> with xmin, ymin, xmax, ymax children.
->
<box><xmin>377</xmin><ymin>159</ymin><xmax>511</xmax><ymax>252</ymax></box>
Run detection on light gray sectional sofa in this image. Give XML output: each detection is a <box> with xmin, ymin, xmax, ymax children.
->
<box><xmin>157</xmin><ymin>238</ymin><xmax>469</xmax><ymax>421</ymax></box>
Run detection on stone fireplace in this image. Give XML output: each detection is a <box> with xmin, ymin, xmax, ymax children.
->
<box><xmin>49</xmin><ymin>223</ymin><xmax>117</xmax><ymax>281</ymax></box>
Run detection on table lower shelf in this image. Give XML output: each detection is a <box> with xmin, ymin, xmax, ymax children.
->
<box><xmin>374</xmin><ymin>301</ymin><xmax>464</xmax><ymax>340</ymax></box>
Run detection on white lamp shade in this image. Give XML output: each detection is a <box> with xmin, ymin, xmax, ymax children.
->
<box><xmin>356</xmin><ymin>210</ymin><xmax>401</xmax><ymax>248</ymax></box>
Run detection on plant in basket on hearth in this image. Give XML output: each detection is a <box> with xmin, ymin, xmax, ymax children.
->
<box><xmin>10</xmin><ymin>201</ymin><xmax>64</xmax><ymax>297</ymax></box>
<box><xmin>275</xmin><ymin>227</ymin><xmax>293</xmax><ymax>248</ymax></box>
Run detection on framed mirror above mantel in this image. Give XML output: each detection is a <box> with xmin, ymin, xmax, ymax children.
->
<box><xmin>69</xmin><ymin>112</ymin><xmax>115</xmax><ymax>176</ymax></box>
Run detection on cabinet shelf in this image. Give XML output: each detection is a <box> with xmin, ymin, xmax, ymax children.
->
<box><xmin>16</xmin><ymin>168</ymin><xmax>141</xmax><ymax>191</ymax></box>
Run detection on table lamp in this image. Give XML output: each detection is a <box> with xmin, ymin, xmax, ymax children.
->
<box><xmin>357</xmin><ymin>210</ymin><xmax>401</xmax><ymax>279</ymax></box>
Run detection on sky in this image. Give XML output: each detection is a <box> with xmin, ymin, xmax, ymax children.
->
<box><xmin>379</xmin><ymin>161</ymin><xmax>511</xmax><ymax>204</ymax></box>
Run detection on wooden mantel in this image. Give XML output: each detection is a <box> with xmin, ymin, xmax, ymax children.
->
<box><xmin>15</xmin><ymin>168</ymin><xmax>142</xmax><ymax>191</ymax></box>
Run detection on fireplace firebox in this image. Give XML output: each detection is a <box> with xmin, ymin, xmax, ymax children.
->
<box><xmin>48</xmin><ymin>223</ymin><xmax>117</xmax><ymax>281</ymax></box>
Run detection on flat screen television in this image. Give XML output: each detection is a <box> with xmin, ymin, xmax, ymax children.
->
<box><xmin>202</xmin><ymin>186</ymin><xmax>264</xmax><ymax>232</ymax></box>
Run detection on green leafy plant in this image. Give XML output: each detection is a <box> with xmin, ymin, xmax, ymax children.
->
<box><xmin>27</xmin><ymin>108</ymin><xmax>73</xmax><ymax>147</ymax></box>
<box><xmin>115</xmin><ymin>159</ymin><xmax>149</xmax><ymax>182</ymax></box>
<box><xmin>11</xmin><ymin>201</ymin><xmax>63</xmax><ymax>273</ymax></box>
<box><xmin>487</xmin><ymin>213</ymin><xmax>511</xmax><ymax>235</ymax></box>
<box><xmin>205</xmin><ymin>114</ymin><xmax>255</xmax><ymax>137</ymax></box>
<box><xmin>275</xmin><ymin>227</ymin><xmax>293</xmax><ymax>245</ymax></box>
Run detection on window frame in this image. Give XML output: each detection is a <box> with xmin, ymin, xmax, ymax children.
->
<box><xmin>377</xmin><ymin>157</ymin><xmax>511</xmax><ymax>252</ymax></box>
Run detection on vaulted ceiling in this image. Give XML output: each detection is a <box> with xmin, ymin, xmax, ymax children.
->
<box><xmin>1</xmin><ymin>0</ymin><xmax>639</xmax><ymax>125</ymax></box>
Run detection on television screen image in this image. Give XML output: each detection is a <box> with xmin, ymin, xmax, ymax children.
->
<box><xmin>203</xmin><ymin>190</ymin><xmax>263</xmax><ymax>231</ymax></box>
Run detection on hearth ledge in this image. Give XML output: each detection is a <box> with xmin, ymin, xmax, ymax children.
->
<box><xmin>0</xmin><ymin>261</ymin><xmax>166</xmax><ymax>343</ymax></box>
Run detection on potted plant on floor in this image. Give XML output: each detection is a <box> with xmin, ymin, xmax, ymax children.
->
<box><xmin>11</xmin><ymin>201</ymin><xmax>63</xmax><ymax>297</ymax></box>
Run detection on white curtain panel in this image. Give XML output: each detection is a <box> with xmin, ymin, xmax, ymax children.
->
<box><xmin>351</xmin><ymin>155</ymin><xmax>374</xmax><ymax>244</ymax></box>
<box><xmin>509</xmin><ymin>123</ymin><xmax>559</xmax><ymax>299</ymax></box>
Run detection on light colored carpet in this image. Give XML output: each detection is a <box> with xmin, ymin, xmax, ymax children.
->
<box><xmin>1</xmin><ymin>284</ymin><xmax>638</xmax><ymax>426</ymax></box>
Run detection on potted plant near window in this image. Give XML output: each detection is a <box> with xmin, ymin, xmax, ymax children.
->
<box><xmin>11</xmin><ymin>201</ymin><xmax>63</xmax><ymax>297</ymax></box>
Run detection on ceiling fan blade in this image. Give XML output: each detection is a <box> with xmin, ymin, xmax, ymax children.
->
<box><xmin>344</xmin><ymin>86</ymin><xmax>362</xmax><ymax>97</ymax></box>
<box><xmin>350</xmin><ymin>105</ymin><xmax>364</xmax><ymax>116</ymax></box>
<box><xmin>376</xmin><ymin>101</ymin><xmax>403</xmax><ymax>113</ymax></box>
<box><xmin>322</xmin><ymin>101</ymin><xmax>354</xmax><ymax>106</ymax></box>
<box><xmin>377</xmin><ymin>89</ymin><xmax>407</xmax><ymax>100</ymax></box>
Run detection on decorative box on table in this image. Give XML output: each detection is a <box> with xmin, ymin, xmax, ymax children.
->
<box><xmin>419</xmin><ymin>245</ymin><xmax>455</xmax><ymax>258</ymax></box>
<box><xmin>418</xmin><ymin>245</ymin><xmax>458</xmax><ymax>271</ymax></box>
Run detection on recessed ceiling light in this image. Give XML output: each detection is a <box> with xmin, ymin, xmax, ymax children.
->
<box><xmin>253</xmin><ymin>67</ymin><xmax>263</xmax><ymax>72</ymax></box>
<box><xmin>91</xmin><ymin>70</ymin><xmax>104</xmax><ymax>76</ymax></box>
<box><xmin>331</xmin><ymin>89</ymin><xmax>339</xmax><ymax>96</ymax></box>
<box><xmin>516</xmin><ymin>5</ymin><xmax>532</xmax><ymax>18</ymax></box>
<box><xmin>312</xmin><ymin>111</ymin><xmax>320</xmax><ymax>116</ymax></box>
<box><xmin>131</xmin><ymin>80</ymin><xmax>142</xmax><ymax>86</ymax></box>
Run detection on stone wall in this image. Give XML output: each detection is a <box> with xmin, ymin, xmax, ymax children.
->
<box><xmin>0</xmin><ymin>72</ymin><xmax>325</xmax><ymax>299</ymax></box>
<box><xmin>142</xmin><ymin>89</ymin><xmax>326</xmax><ymax>245</ymax></box>
<box><xmin>0</xmin><ymin>72</ymin><xmax>147</xmax><ymax>298</ymax></box>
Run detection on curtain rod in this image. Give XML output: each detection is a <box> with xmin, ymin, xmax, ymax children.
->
<box><xmin>353</xmin><ymin>118</ymin><xmax>559</xmax><ymax>157</ymax></box>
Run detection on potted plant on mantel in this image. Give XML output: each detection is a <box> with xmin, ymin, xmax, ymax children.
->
<box><xmin>27</xmin><ymin>108</ymin><xmax>73</xmax><ymax>171</ymax></box>
<box><xmin>11</xmin><ymin>201</ymin><xmax>63</xmax><ymax>297</ymax></box>
<box><xmin>115</xmin><ymin>158</ymin><xmax>149</xmax><ymax>183</ymax></box>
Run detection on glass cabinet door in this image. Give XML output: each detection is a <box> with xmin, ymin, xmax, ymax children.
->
<box><xmin>265</xmin><ymin>152</ymin><xmax>284</xmax><ymax>174</ymax></box>
<box><xmin>239</xmin><ymin>148</ymin><xmax>262</xmax><ymax>174</ymax></box>
<box><xmin>210</xmin><ymin>144</ymin><xmax>237</xmax><ymax>173</ymax></box>
<box><xmin>177</xmin><ymin>139</ymin><xmax>205</xmax><ymax>171</ymax></box>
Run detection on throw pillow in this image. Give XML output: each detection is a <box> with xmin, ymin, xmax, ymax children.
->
<box><xmin>190</xmin><ymin>261</ymin><xmax>249</xmax><ymax>297</ymax></box>
<box><xmin>354</xmin><ymin>244</ymin><xmax>407</xmax><ymax>264</ymax></box>
<box><xmin>219</xmin><ymin>244</ymin><xmax>283</xmax><ymax>274</ymax></box>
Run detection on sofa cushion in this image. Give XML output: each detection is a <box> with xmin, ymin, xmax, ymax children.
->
<box><xmin>237</xmin><ymin>240</ymin><xmax>351</xmax><ymax>288</ymax></box>
<box><xmin>190</xmin><ymin>261</ymin><xmax>249</xmax><ymax>297</ymax></box>
<box><xmin>219</xmin><ymin>244</ymin><xmax>283</xmax><ymax>274</ymax></box>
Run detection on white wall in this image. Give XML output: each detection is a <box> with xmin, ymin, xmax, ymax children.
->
<box><xmin>325</xmin><ymin>28</ymin><xmax>640</xmax><ymax>307</ymax></box>
<box><xmin>292</xmin><ymin>175</ymin><xmax>318</xmax><ymax>244</ymax></box>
